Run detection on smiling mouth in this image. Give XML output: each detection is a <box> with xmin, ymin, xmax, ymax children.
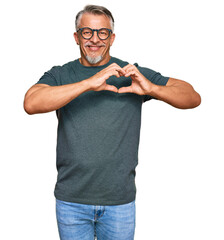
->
<box><xmin>85</xmin><ymin>42</ymin><xmax>106</xmax><ymax>51</ymax></box>
<box><xmin>87</xmin><ymin>45</ymin><xmax>104</xmax><ymax>51</ymax></box>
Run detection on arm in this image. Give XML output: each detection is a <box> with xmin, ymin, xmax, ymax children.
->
<box><xmin>24</xmin><ymin>63</ymin><xmax>125</xmax><ymax>114</ymax></box>
<box><xmin>118</xmin><ymin>64</ymin><xmax>201</xmax><ymax>109</ymax></box>
<box><xmin>149</xmin><ymin>78</ymin><xmax>201</xmax><ymax>109</ymax></box>
<box><xmin>24</xmin><ymin>81</ymin><xmax>91</xmax><ymax>114</ymax></box>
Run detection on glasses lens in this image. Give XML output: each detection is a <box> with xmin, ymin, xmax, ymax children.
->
<box><xmin>81</xmin><ymin>28</ymin><xmax>93</xmax><ymax>39</ymax></box>
<box><xmin>80</xmin><ymin>28</ymin><xmax>111</xmax><ymax>40</ymax></box>
<box><xmin>98</xmin><ymin>29</ymin><xmax>110</xmax><ymax>40</ymax></box>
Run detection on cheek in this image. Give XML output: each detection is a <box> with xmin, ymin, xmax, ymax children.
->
<box><xmin>79</xmin><ymin>42</ymin><xmax>88</xmax><ymax>53</ymax></box>
<box><xmin>102</xmin><ymin>42</ymin><xmax>111</xmax><ymax>51</ymax></box>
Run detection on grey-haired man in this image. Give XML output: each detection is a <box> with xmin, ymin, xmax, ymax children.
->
<box><xmin>24</xmin><ymin>5</ymin><xmax>201</xmax><ymax>240</ymax></box>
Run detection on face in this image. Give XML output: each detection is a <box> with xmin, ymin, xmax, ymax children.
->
<box><xmin>74</xmin><ymin>13</ymin><xmax>115</xmax><ymax>66</ymax></box>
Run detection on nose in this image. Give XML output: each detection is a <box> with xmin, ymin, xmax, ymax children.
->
<box><xmin>90</xmin><ymin>30</ymin><xmax>100</xmax><ymax>42</ymax></box>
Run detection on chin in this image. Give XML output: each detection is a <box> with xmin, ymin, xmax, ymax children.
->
<box><xmin>86</xmin><ymin>55</ymin><xmax>103</xmax><ymax>64</ymax></box>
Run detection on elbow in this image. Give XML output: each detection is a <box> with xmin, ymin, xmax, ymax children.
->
<box><xmin>195</xmin><ymin>93</ymin><xmax>201</xmax><ymax>107</ymax></box>
<box><xmin>24</xmin><ymin>98</ymin><xmax>35</xmax><ymax>115</ymax></box>
<box><xmin>24</xmin><ymin>96</ymin><xmax>51</xmax><ymax>114</ymax></box>
<box><xmin>24</xmin><ymin>102</ymin><xmax>33</xmax><ymax>115</ymax></box>
<box><xmin>185</xmin><ymin>83</ymin><xmax>201</xmax><ymax>109</ymax></box>
<box><xmin>174</xmin><ymin>92</ymin><xmax>201</xmax><ymax>110</ymax></box>
<box><xmin>191</xmin><ymin>92</ymin><xmax>201</xmax><ymax>109</ymax></box>
<box><xmin>184</xmin><ymin>92</ymin><xmax>201</xmax><ymax>109</ymax></box>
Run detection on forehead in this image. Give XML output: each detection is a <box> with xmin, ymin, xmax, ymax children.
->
<box><xmin>79</xmin><ymin>13</ymin><xmax>111</xmax><ymax>29</ymax></box>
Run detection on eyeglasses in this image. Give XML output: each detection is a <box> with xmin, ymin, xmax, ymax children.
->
<box><xmin>77</xmin><ymin>27</ymin><xmax>112</xmax><ymax>40</ymax></box>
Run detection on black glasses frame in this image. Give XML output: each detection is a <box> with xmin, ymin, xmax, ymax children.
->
<box><xmin>77</xmin><ymin>27</ymin><xmax>113</xmax><ymax>40</ymax></box>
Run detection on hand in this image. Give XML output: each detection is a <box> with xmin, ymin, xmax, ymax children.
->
<box><xmin>87</xmin><ymin>63</ymin><xmax>126</xmax><ymax>92</ymax></box>
<box><xmin>118</xmin><ymin>64</ymin><xmax>153</xmax><ymax>95</ymax></box>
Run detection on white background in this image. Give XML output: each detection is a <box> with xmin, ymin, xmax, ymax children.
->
<box><xmin>1</xmin><ymin>0</ymin><xmax>223</xmax><ymax>239</ymax></box>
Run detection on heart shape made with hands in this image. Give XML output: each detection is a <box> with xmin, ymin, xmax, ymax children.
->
<box><xmin>102</xmin><ymin>63</ymin><xmax>152</xmax><ymax>96</ymax></box>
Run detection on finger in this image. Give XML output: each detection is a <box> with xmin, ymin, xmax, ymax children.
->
<box><xmin>124</xmin><ymin>70</ymin><xmax>138</xmax><ymax>78</ymax></box>
<box><xmin>116</xmin><ymin>67</ymin><xmax>126</xmax><ymax>76</ymax></box>
<box><xmin>123</xmin><ymin>64</ymin><xmax>136</xmax><ymax>73</ymax></box>
<box><xmin>122</xmin><ymin>64</ymin><xmax>133</xmax><ymax>71</ymax></box>
<box><xmin>113</xmin><ymin>70</ymin><xmax>121</xmax><ymax>78</ymax></box>
<box><xmin>104</xmin><ymin>69</ymin><xmax>120</xmax><ymax>80</ymax></box>
<box><xmin>118</xmin><ymin>86</ymin><xmax>133</xmax><ymax>93</ymax></box>
<box><xmin>108</xmin><ymin>63</ymin><xmax>126</xmax><ymax>76</ymax></box>
<box><xmin>105</xmin><ymin>68</ymin><xmax>125</xmax><ymax>78</ymax></box>
<box><xmin>118</xmin><ymin>71</ymin><xmax>124</xmax><ymax>77</ymax></box>
<box><xmin>125</xmin><ymin>68</ymin><xmax>138</xmax><ymax>77</ymax></box>
<box><xmin>113</xmin><ymin>64</ymin><xmax>126</xmax><ymax>76</ymax></box>
<box><xmin>104</xmin><ymin>84</ymin><xmax>118</xmax><ymax>93</ymax></box>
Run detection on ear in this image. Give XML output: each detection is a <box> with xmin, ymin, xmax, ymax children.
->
<box><xmin>73</xmin><ymin>32</ymin><xmax>79</xmax><ymax>45</ymax></box>
<box><xmin>109</xmin><ymin>33</ymin><xmax>116</xmax><ymax>46</ymax></box>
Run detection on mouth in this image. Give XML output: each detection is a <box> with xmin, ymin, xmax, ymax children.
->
<box><xmin>87</xmin><ymin>46</ymin><xmax>102</xmax><ymax>51</ymax></box>
<box><xmin>85</xmin><ymin>43</ymin><xmax>106</xmax><ymax>52</ymax></box>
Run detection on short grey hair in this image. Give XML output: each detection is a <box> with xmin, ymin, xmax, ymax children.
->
<box><xmin>75</xmin><ymin>5</ymin><xmax>114</xmax><ymax>32</ymax></box>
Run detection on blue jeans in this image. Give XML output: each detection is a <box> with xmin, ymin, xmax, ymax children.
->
<box><xmin>56</xmin><ymin>199</ymin><xmax>136</xmax><ymax>240</ymax></box>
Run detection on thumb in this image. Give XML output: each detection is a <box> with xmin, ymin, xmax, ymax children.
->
<box><xmin>104</xmin><ymin>84</ymin><xmax>118</xmax><ymax>93</ymax></box>
<box><xmin>118</xmin><ymin>86</ymin><xmax>133</xmax><ymax>93</ymax></box>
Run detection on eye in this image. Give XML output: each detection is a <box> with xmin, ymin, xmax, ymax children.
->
<box><xmin>82</xmin><ymin>28</ymin><xmax>92</xmax><ymax>36</ymax></box>
<box><xmin>99</xmin><ymin>31</ymin><xmax>107</xmax><ymax>35</ymax></box>
<box><xmin>99</xmin><ymin>29</ymin><xmax>109</xmax><ymax>37</ymax></box>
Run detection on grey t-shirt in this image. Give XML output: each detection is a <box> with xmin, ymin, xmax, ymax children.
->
<box><xmin>36</xmin><ymin>57</ymin><xmax>169</xmax><ymax>205</ymax></box>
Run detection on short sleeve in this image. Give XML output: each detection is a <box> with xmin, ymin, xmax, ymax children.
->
<box><xmin>36</xmin><ymin>66</ymin><xmax>60</xmax><ymax>86</ymax></box>
<box><xmin>134</xmin><ymin>63</ymin><xmax>169</xmax><ymax>102</ymax></box>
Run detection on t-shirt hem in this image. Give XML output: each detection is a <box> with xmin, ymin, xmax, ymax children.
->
<box><xmin>54</xmin><ymin>193</ymin><xmax>136</xmax><ymax>206</ymax></box>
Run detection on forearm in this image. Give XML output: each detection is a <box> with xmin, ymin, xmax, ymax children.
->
<box><xmin>148</xmin><ymin>79</ymin><xmax>201</xmax><ymax>109</ymax></box>
<box><xmin>24</xmin><ymin>80</ymin><xmax>91</xmax><ymax>114</ymax></box>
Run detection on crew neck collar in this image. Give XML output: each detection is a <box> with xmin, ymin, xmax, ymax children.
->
<box><xmin>75</xmin><ymin>57</ymin><xmax>114</xmax><ymax>69</ymax></box>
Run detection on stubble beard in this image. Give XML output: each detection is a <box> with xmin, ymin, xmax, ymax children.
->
<box><xmin>84</xmin><ymin>42</ymin><xmax>106</xmax><ymax>65</ymax></box>
<box><xmin>85</xmin><ymin>55</ymin><xmax>103</xmax><ymax>64</ymax></box>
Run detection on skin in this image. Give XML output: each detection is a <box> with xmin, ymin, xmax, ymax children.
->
<box><xmin>118</xmin><ymin>64</ymin><xmax>201</xmax><ymax>109</ymax></box>
<box><xmin>24</xmin><ymin>13</ymin><xmax>201</xmax><ymax>115</ymax></box>
<box><xmin>73</xmin><ymin>13</ymin><xmax>115</xmax><ymax>67</ymax></box>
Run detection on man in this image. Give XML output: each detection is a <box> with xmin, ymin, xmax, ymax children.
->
<box><xmin>24</xmin><ymin>5</ymin><xmax>201</xmax><ymax>240</ymax></box>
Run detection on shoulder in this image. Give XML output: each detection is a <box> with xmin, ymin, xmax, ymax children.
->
<box><xmin>48</xmin><ymin>59</ymin><xmax>77</xmax><ymax>76</ymax></box>
<box><xmin>59</xmin><ymin>60</ymin><xmax>77</xmax><ymax>72</ymax></box>
<box><xmin>132</xmin><ymin>62</ymin><xmax>157</xmax><ymax>75</ymax></box>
